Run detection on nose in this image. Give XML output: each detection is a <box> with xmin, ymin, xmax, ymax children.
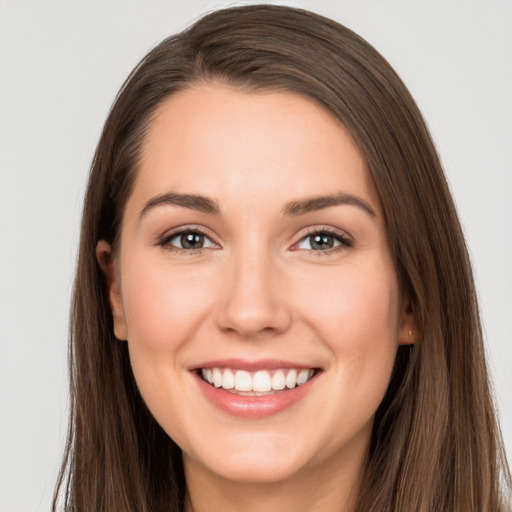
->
<box><xmin>215</xmin><ymin>248</ymin><xmax>292</xmax><ymax>338</ymax></box>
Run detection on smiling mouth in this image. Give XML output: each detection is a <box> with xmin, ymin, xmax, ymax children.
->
<box><xmin>200</xmin><ymin>367</ymin><xmax>316</xmax><ymax>396</ymax></box>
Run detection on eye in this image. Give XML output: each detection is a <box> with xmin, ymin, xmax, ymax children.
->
<box><xmin>159</xmin><ymin>229</ymin><xmax>217</xmax><ymax>251</ymax></box>
<box><xmin>295</xmin><ymin>230</ymin><xmax>353</xmax><ymax>252</ymax></box>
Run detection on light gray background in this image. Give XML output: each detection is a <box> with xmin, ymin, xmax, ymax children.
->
<box><xmin>1</xmin><ymin>1</ymin><xmax>510</xmax><ymax>510</ymax></box>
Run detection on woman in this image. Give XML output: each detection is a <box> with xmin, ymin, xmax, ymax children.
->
<box><xmin>53</xmin><ymin>4</ymin><xmax>511</xmax><ymax>511</ymax></box>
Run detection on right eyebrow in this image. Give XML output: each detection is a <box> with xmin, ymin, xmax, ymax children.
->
<box><xmin>139</xmin><ymin>192</ymin><xmax>220</xmax><ymax>220</ymax></box>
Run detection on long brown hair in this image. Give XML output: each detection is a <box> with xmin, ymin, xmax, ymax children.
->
<box><xmin>53</xmin><ymin>5</ymin><xmax>511</xmax><ymax>511</ymax></box>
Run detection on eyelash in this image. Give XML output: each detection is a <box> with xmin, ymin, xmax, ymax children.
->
<box><xmin>157</xmin><ymin>226</ymin><xmax>216</xmax><ymax>254</ymax></box>
<box><xmin>293</xmin><ymin>228</ymin><xmax>354</xmax><ymax>255</ymax></box>
<box><xmin>157</xmin><ymin>227</ymin><xmax>353</xmax><ymax>255</ymax></box>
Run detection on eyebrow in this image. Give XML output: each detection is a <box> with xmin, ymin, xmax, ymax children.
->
<box><xmin>282</xmin><ymin>192</ymin><xmax>376</xmax><ymax>217</ymax></box>
<box><xmin>140</xmin><ymin>192</ymin><xmax>220</xmax><ymax>219</ymax></box>
<box><xmin>139</xmin><ymin>191</ymin><xmax>376</xmax><ymax>220</ymax></box>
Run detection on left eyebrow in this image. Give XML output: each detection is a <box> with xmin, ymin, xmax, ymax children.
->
<box><xmin>282</xmin><ymin>192</ymin><xmax>376</xmax><ymax>217</ymax></box>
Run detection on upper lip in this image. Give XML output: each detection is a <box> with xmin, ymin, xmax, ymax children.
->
<box><xmin>188</xmin><ymin>358</ymin><xmax>318</xmax><ymax>372</ymax></box>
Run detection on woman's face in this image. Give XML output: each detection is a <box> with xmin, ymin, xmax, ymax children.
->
<box><xmin>100</xmin><ymin>84</ymin><xmax>413</xmax><ymax>486</ymax></box>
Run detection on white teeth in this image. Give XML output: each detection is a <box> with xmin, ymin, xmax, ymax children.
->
<box><xmin>271</xmin><ymin>370</ymin><xmax>286</xmax><ymax>390</ymax></box>
<box><xmin>201</xmin><ymin>368</ymin><xmax>214</xmax><ymax>385</ymax></box>
<box><xmin>234</xmin><ymin>370</ymin><xmax>252</xmax><ymax>391</ymax></box>
<box><xmin>213</xmin><ymin>368</ymin><xmax>223</xmax><ymax>388</ymax></box>
<box><xmin>253</xmin><ymin>371</ymin><xmax>272</xmax><ymax>392</ymax></box>
<box><xmin>200</xmin><ymin>367</ymin><xmax>315</xmax><ymax>393</ymax></box>
<box><xmin>297</xmin><ymin>369</ymin><xmax>310</xmax><ymax>386</ymax></box>
<box><xmin>222</xmin><ymin>368</ymin><xmax>235</xmax><ymax>389</ymax></box>
<box><xmin>286</xmin><ymin>369</ymin><xmax>297</xmax><ymax>389</ymax></box>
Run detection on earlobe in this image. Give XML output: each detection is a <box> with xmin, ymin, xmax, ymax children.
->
<box><xmin>96</xmin><ymin>240</ymin><xmax>128</xmax><ymax>341</ymax></box>
<box><xmin>398</xmin><ymin>296</ymin><xmax>417</xmax><ymax>346</ymax></box>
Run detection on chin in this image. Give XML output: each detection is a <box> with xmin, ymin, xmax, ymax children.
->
<box><xmin>183</xmin><ymin>430</ymin><xmax>317</xmax><ymax>484</ymax></box>
<box><xmin>203</xmin><ymin>455</ymin><xmax>308</xmax><ymax>484</ymax></box>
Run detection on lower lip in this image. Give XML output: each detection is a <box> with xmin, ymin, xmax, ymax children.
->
<box><xmin>193</xmin><ymin>372</ymin><xmax>318</xmax><ymax>418</ymax></box>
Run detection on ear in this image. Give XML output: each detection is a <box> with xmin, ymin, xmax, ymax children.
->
<box><xmin>397</xmin><ymin>295</ymin><xmax>417</xmax><ymax>346</ymax></box>
<box><xmin>96</xmin><ymin>240</ymin><xmax>128</xmax><ymax>341</ymax></box>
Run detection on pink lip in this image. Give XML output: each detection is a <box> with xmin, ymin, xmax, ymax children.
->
<box><xmin>191</xmin><ymin>361</ymin><xmax>319</xmax><ymax>418</ymax></box>
<box><xmin>189</xmin><ymin>358</ymin><xmax>315</xmax><ymax>371</ymax></box>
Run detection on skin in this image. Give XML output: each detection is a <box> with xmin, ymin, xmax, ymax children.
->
<box><xmin>97</xmin><ymin>84</ymin><xmax>415</xmax><ymax>512</ymax></box>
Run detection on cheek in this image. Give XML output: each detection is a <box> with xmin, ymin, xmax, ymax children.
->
<box><xmin>298</xmin><ymin>257</ymin><xmax>400</xmax><ymax>336</ymax></box>
<box><xmin>296</xmin><ymin>259</ymin><xmax>400</xmax><ymax>401</ymax></box>
<box><xmin>120</xmin><ymin>256</ymin><xmax>215</xmax><ymax>352</ymax></box>
<box><xmin>118</xmin><ymin>256</ymin><xmax>216</xmax><ymax>444</ymax></box>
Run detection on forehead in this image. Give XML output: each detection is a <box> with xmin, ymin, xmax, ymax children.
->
<box><xmin>132</xmin><ymin>83</ymin><xmax>380</xmax><ymax>214</ymax></box>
